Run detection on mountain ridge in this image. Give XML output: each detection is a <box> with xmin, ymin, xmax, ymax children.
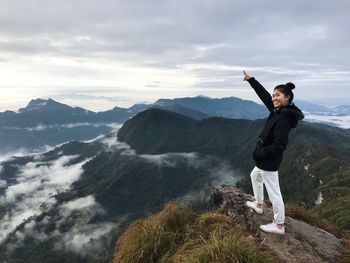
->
<box><xmin>118</xmin><ymin>108</ymin><xmax>350</xmax><ymax>228</ymax></box>
<box><xmin>1</xmin><ymin>108</ymin><xmax>350</xmax><ymax>262</ymax></box>
<box><xmin>0</xmin><ymin>96</ymin><xmax>268</xmax><ymax>155</ymax></box>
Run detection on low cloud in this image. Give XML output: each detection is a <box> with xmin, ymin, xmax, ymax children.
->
<box><xmin>140</xmin><ymin>152</ymin><xmax>200</xmax><ymax>168</ymax></box>
<box><xmin>5</xmin><ymin>180</ymin><xmax>41</xmax><ymax>201</ymax></box>
<box><xmin>83</xmin><ymin>134</ymin><xmax>105</xmax><ymax>143</ymax></box>
<box><xmin>140</xmin><ymin>151</ymin><xmax>242</xmax><ymax>203</ymax></box>
<box><xmin>101</xmin><ymin>137</ymin><xmax>242</xmax><ymax>189</ymax></box>
<box><xmin>55</xmin><ymin>197</ymin><xmax>118</xmax><ymax>258</ymax></box>
<box><xmin>208</xmin><ymin>161</ymin><xmax>243</xmax><ymax>186</ymax></box>
<box><xmin>61</xmin><ymin>222</ymin><xmax>115</xmax><ymax>256</ymax></box>
<box><xmin>0</xmin><ymin>133</ymin><xmax>244</xmax><ymax>258</ymax></box>
<box><xmin>60</xmin><ymin>195</ymin><xmax>105</xmax><ymax>217</ymax></box>
<box><xmin>3</xmin><ymin>122</ymin><xmax>121</xmax><ymax>131</ymax></box>
<box><xmin>101</xmin><ymin>135</ymin><xmax>137</xmax><ymax>156</ymax></box>
<box><xmin>0</xmin><ymin>145</ymin><xmax>55</xmax><ymax>159</ymax></box>
<box><xmin>6</xmin><ymin>194</ymin><xmax>118</xmax><ymax>259</ymax></box>
<box><xmin>62</xmin><ymin>195</ymin><xmax>96</xmax><ymax>210</ymax></box>
<box><xmin>0</xmin><ymin>180</ymin><xmax>7</xmax><ymax>188</ymax></box>
<box><xmin>0</xmin><ymin>155</ymin><xmax>90</xmax><ymax>243</ymax></box>
<box><xmin>105</xmin><ymin>123</ymin><xmax>123</xmax><ymax>130</ymax></box>
<box><xmin>304</xmin><ymin>114</ymin><xmax>350</xmax><ymax>129</ymax></box>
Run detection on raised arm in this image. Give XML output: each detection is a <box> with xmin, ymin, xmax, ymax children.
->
<box><xmin>243</xmin><ymin>71</ymin><xmax>274</xmax><ymax>112</ymax></box>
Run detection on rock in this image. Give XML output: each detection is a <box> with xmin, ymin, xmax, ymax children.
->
<box><xmin>211</xmin><ymin>185</ymin><xmax>344</xmax><ymax>263</ymax></box>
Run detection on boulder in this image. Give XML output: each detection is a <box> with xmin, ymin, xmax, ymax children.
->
<box><xmin>211</xmin><ymin>185</ymin><xmax>344</xmax><ymax>263</ymax></box>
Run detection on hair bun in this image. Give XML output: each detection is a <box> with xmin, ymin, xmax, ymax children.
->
<box><xmin>285</xmin><ymin>82</ymin><xmax>295</xmax><ymax>90</ymax></box>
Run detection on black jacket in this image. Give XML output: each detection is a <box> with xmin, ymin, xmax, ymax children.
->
<box><xmin>248</xmin><ymin>78</ymin><xmax>304</xmax><ymax>171</ymax></box>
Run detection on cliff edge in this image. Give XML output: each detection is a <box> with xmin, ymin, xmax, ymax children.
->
<box><xmin>113</xmin><ymin>186</ymin><xmax>349</xmax><ymax>263</ymax></box>
<box><xmin>212</xmin><ymin>186</ymin><xmax>346</xmax><ymax>263</ymax></box>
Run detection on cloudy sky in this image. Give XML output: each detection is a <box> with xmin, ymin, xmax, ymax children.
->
<box><xmin>0</xmin><ymin>0</ymin><xmax>349</xmax><ymax>111</ymax></box>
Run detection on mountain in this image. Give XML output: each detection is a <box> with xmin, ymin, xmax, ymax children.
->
<box><xmin>0</xmin><ymin>98</ymin><xmax>134</xmax><ymax>154</ymax></box>
<box><xmin>0</xmin><ymin>134</ymin><xmax>236</xmax><ymax>262</ymax></box>
<box><xmin>1</xmin><ymin>108</ymin><xmax>350</xmax><ymax>262</ymax></box>
<box><xmin>118</xmin><ymin>109</ymin><xmax>350</xmax><ymax>228</ymax></box>
<box><xmin>295</xmin><ymin>100</ymin><xmax>334</xmax><ymax>115</ymax></box>
<box><xmin>297</xmin><ymin>100</ymin><xmax>350</xmax><ymax>117</ymax></box>
<box><xmin>18</xmin><ymin>98</ymin><xmax>86</xmax><ymax>114</ymax></box>
<box><xmin>0</xmin><ymin>96</ymin><xmax>268</xmax><ymax>130</ymax></box>
<box><xmin>0</xmin><ymin>98</ymin><xmax>131</xmax><ymax>128</ymax></box>
<box><xmin>0</xmin><ymin>123</ymin><xmax>112</xmax><ymax>154</ymax></box>
<box><xmin>151</xmin><ymin>103</ymin><xmax>209</xmax><ymax>120</ymax></box>
<box><xmin>3</xmin><ymin>96</ymin><xmax>350</xmax><ymax>156</ymax></box>
<box><xmin>95</xmin><ymin>103</ymin><xmax>149</xmax><ymax>123</ymax></box>
<box><xmin>154</xmin><ymin>96</ymin><xmax>268</xmax><ymax>119</ymax></box>
<box><xmin>333</xmin><ymin>105</ymin><xmax>350</xmax><ymax>116</ymax></box>
<box><xmin>0</xmin><ymin>96</ymin><xmax>268</xmax><ymax>155</ymax></box>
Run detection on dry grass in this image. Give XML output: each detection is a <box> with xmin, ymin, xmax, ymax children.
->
<box><xmin>192</xmin><ymin>212</ymin><xmax>238</xmax><ymax>238</ymax></box>
<box><xmin>114</xmin><ymin>203</ymin><xmax>275</xmax><ymax>263</ymax></box>
<box><xmin>339</xmin><ymin>232</ymin><xmax>350</xmax><ymax>263</ymax></box>
<box><xmin>113</xmin><ymin>203</ymin><xmax>196</xmax><ymax>263</ymax></box>
<box><xmin>167</xmin><ymin>230</ymin><xmax>273</xmax><ymax>263</ymax></box>
<box><xmin>285</xmin><ymin>203</ymin><xmax>344</xmax><ymax>238</ymax></box>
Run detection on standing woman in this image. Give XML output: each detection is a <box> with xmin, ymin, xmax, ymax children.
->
<box><xmin>243</xmin><ymin>70</ymin><xmax>304</xmax><ymax>235</ymax></box>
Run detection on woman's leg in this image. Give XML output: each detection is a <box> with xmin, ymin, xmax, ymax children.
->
<box><xmin>261</xmin><ymin>170</ymin><xmax>285</xmax><ymax>224</ymax></box>
<box><xmin>250</xmin><ymin>166</ymin><xmax>264</xmax><ymax>205</ymax></box>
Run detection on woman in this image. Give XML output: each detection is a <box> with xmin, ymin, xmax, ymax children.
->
<box><xmin>243</xmin><ymin>70</ymin><xmax>304</xmax><ymax>235</ymax></box>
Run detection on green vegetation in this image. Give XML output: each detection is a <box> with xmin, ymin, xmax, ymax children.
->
<box><xmin>119</xmin><ymin>109</ymin><xmax>350</xmax><ymax>229</ymax></box>
<box><xmin>2</xmin><ymin>109</ymin><xmax>350</xmax><ymax>262</ymax></box>
<box><xmin>311</xmin><ymin>195</ymin><xmax>350</xmax><ymax>230</ymax></box>
<box><xmin>285</xmin><ymin>203</ymin><xmax>344</xmax><ymax>238</ymax></box>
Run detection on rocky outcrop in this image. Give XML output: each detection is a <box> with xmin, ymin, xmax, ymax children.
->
<box><xmin>211</xmin><ymin>185</ymin><xmax>344</xmax><ymax>263</ymax></box>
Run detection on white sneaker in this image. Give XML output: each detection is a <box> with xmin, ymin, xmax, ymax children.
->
<box><xmin>260</xmin><ymin>222</ymin><xmax>285</xmax><ymax>235</ymax></box>
<box><xmin>245</xmin><ymin>201</ymin><xmax>263</xmax><ymax>214</ymax></box>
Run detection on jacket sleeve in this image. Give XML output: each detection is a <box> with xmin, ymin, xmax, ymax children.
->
<box><xmin>253</xmin><ymin>116</ymin><xmax>291</xmax><ymax>160</ymax></box>
<box><xmin>248</xmin><ymin>77</ymin><xmax>274</xmax><ymax>112</ymax></box>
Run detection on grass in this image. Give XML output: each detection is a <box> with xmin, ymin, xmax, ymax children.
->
<box><xmin>340</xmin><ymin>237</ymin><xmax>350</xmax><ymax>263</ymax></box>
<box><xmin>113</xmin><ymin>203</ymin><xmax>196</xmax><ymax>263</ymax></box>
<box><xmin>113</xmin><ymin>203</ymin><xmax>275</xmax><ymax>263</ymax></box>
<box><xmin>167</xmin><ymin>229</ymin><xmax>273</xmax><ymax>263</ymax></box>
<box><xmin>114</xmin><ymin>202</ymin><xmax>350</xmax><ymax>263</ymax></box>
<box><xmin>310</xmin><ymin>194</ymin><xmax>350</xmax><ymax>230</ymax></box>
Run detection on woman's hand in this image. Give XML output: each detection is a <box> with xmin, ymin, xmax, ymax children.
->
<box><xmin>243</xmin><ymin>70</ymin><xmax>252</xmax><ymax>81</ymax></box>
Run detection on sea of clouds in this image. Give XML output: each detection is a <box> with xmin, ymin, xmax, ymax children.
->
<box><xmin>0</xmin><ymin>132</ymin><xmax>243</xmax><ymax>258</ymax></box>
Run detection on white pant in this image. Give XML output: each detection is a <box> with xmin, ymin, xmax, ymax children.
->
<box><xmin>250</xmin><ymin>166</ymin><xmax>285</xmax><ymax>224</ymax></box>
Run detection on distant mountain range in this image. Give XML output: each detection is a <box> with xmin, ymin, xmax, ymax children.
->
<box><xmin>1</xmin><ymin>96</ymin><xmax>350</xmax><ymax>155</ymax></box>
<box><xmin>0</xmin><ymin>96</ymin><xmax>267</xmax><ymax>154</ymax></box>
<box><xmin>0</xmin><ymin>96</ymin><xmax>270</xmax><ymax>128</ymax></box>
<box><xmin>0</xmin><ymin>98</ymin><xmax>137</xmax><ymax>128</ymax></box>
<box><xmin>296</xmin><ymin>99</ymin><xmax>350</xmax><ymax>116</ymax></box>
<box><xmin>153</xmin><ymin>96</ymin><xmax>268</xmax><ymax>119</ymax></box>
<box><xmin>0</xmin><ymin>108</ymin><xmax>349</xmax><ymax>262</ymax></box>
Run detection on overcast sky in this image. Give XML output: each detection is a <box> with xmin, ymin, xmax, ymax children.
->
<box><xmin>0</xmin><ymin>0</ymin><xmax>349</xmax><ymax>111</ymax></box>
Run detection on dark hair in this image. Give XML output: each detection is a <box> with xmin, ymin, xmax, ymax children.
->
<box><xmin>274</xmin><ymin>82</ymin><xmax>295</xmax><ymax>103</ymax></box>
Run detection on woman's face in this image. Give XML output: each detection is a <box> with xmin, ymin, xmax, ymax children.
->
<box><xmin>272</xmin><ymin>89</ymin><xmax>290</xmax><ymax>108</ymax></box>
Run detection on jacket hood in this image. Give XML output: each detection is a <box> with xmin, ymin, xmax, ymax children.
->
<box><xmin>277</xmin><ymin>103</ymin><xmax>304</xmax><ymax>128</ymax></box>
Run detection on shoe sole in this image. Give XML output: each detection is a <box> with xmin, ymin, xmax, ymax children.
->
<box><xmin>260</xmin><ymin>226</ymin><xmax>285</xmax><ymax>235</ymax></box>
